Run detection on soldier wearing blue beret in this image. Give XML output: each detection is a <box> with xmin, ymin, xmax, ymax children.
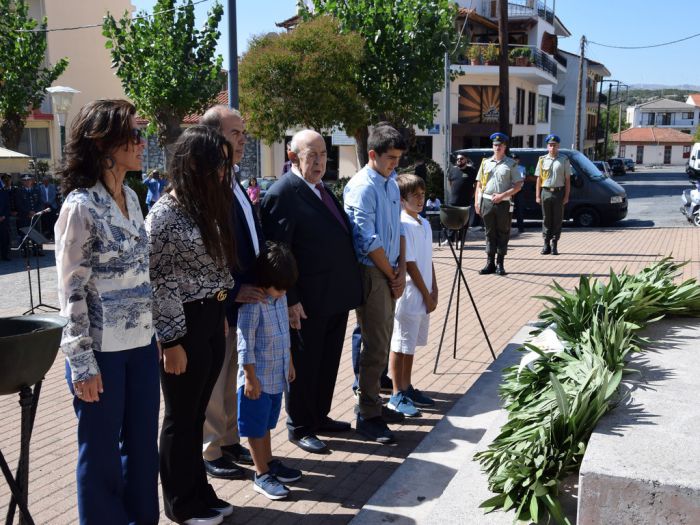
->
<box><xmin>474</xmin><ymin>132</ymin><xmax>523</xmax><ymax>276</ymax></box>
<box><xmin>535</xmin><ymin>134</ymin><xmax>571</xmax><ymax>255</ymax></box>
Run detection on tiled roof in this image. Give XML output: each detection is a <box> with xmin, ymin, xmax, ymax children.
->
<box><xmin>612</xmin><ymin>127</ymin><xmax>695</xmax><ymax>144</ymax></box>
<box><xmin>687</xmin><ymin>93</ymin><xmax>700</xmax><ymax>107</ymax></box>
<box><xmin>636</xmin><ymin>98</ymin><xmax>696</xmax><ymax>111</ymax></box>
<box><xmin>135</xmin><ymin>90</ymin><xmax>229</xmax><ymax>127</ymax></box>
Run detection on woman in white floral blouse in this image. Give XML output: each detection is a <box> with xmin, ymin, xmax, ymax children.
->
<box><xmin>55</xmin><ymin>99</ymin><xmax>159</xmax><ymax>525</ymax></box>
<box><xmin>147</xmin><ymin>126</ymin><xmax>237</xmax><ymax>525</ymax></box>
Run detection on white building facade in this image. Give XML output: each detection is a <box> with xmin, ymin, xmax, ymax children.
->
<box><xmin>625</xmin><ymin>98</ymin><xmax>699</xmax><ymax>135</ymax></box>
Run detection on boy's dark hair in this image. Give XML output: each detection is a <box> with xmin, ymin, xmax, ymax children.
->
<box><xmin>255</xmin><ymin>241</ymin><xmax>298</xmax><ymax>291</ymax></box>
<box><xmin>368</xmin><ymin>124</ymin><xmax>407</xmax><ymax>156</ymax></box>
<box><xmin>396</xmin><ymin>173</ymin><xmax>426</xmax><ymax>200</ymax></box>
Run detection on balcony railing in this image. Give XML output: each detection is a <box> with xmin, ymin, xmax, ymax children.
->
<box><xmin>482</xmin><ymin>0</ymin><xmax>554</xmax><ymax>23</ymax></box>
<box><xmin>453</xmin><ymin>46</ymin><xmax>557</xmax><ymax>79</ymax></box>
<box><xmin>552</xmin><ymin>93</ymin><xmax>565</xmax><ymax>106</ymax></box>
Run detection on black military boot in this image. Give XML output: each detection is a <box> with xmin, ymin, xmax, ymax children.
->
<box><xmin>496</xmin><ymin>255</ymin><xmax>507</xmax><ymax>276</ymax></box>
<box><xmin>541</xmin><ymin>240</ymin><xmax>551</xmax><ymax>255</ymax></box>
<box><xmin>479</xmin><ymin>256</ymin><xmax>496</xmax><ymax>275</ymax></box>
<box><xmin>551</xmin><ymin>240</ymin><xmax>559</xmax><ymax>255</ymax></box>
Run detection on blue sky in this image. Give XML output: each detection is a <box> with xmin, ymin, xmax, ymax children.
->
<box><xmin>131</xmin><ymin>0</ymin><xmax>699</xmax><ymax>88</ymax></box>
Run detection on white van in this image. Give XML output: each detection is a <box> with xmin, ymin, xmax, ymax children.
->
<box><xmin>688</xmin><ymin>143</ymin><xmax>700</xmax><ymax>179</ymax></box>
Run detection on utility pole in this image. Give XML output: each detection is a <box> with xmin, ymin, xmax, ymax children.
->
<box><xmin>227</xmin><ymin>0</ymin><xmax>239</xmax><ymax>108</ymax></box>
<box><xmin>595</xmin><ymin>79</ymin><xmax>603</xmax><ymax>158</ymax></box>
<box><xmin>574</xmin><ymin>35</ymin><xmax>586</xmax><ymax>151</ymax></box>
<box><xmin>497</xmin><ymin>0</ymin><xmax>510</xmax><ymax>136</ymax></box>
<box><xmin>443</xmin><ymin>51</ymin><xmax>451</xmax><ymax>203</ymax></box>
<box><xmin>603</xmin><ymin>82</ymin><xmax>613</xmax><ymax>159</ymax></box>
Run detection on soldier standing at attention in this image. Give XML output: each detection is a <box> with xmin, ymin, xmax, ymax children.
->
<box><xmin>535</xmin><ymin>134</ymin><xmax>571</xmax><ymax>256</ymax></box>
<box><xmin>474</xmin><ymin>133</ymin><xmax>523</xmax><ymax>276</ymax></box>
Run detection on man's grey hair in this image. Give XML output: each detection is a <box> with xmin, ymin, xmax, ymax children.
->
<box><xmin>200</xmin><ymin>105</ymin><xmax>242</xmax><ymax>131</ymax></box>
<box><xmin>288</xmin><ymin>130</ymin><xmax>322</xmax><ymax>155</ymax></box>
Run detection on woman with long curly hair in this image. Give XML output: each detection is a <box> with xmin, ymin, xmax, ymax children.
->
<box><xmin>54</xmin><ymin>99</ymin><xmax>160</xmax><ymax>524</ymax></box>
<box><xmin>146</xmin><ymin>125</ymin><xmax>237</xmax><ymax>525</ymax></box>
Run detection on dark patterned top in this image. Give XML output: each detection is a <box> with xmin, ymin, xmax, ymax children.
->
<box><xmin>55</xmin><ymin>181</ymin><xmax>153</xmax><ymax>382</ymax></box>
<box><xmin>146</xmin><ymin>194</ymin><xmax>235</xmax><ymax>345</ymax></box>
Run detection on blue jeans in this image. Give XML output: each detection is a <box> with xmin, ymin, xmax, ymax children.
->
<box><xmin>65</xmin><ymin>340</ymin><xmax>160</xmax><ymax>525</ymax></box>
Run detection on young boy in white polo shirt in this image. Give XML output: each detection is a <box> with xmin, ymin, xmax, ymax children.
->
<box><xmin>387</xmin><ymin>174</ymin><xmax>439</xmax><ymax>416</ymax></box>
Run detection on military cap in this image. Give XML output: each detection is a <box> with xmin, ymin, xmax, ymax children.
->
<box><xmin>545</xmin><ymin>134</ymin><xmax>561</xmax><ymax>144</ymax></box>
<box><xmin>20</xmin><ymin>174</ymin><xmax>33</xmax><ymax>180</ymax></box>
<box><xmin>490</xmin><ymin>132</ymin><xmax>509</xmax><ymax>145</ymax></box>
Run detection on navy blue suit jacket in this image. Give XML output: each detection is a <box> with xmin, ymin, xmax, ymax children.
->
<box><xmin>225</xmin><ymin>179</ymin><xmax>265</xmax><ymax>325</ymax></box>
<box><xmin>260</xmin><ymin>172</ymin><xmax>362</xmax><ymax>318</ymax></box>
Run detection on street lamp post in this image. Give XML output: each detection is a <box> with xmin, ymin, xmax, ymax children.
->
<box><xmin>46</xmin><ymin>86</ymin><xmax>80</xmax><ymax>156</ymax></box>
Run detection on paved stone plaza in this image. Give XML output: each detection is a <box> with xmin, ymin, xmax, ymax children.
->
<box><xmin>1</xmin><ymin>226</ymin><xmax>698</xmax><ymax>524</ymax></box>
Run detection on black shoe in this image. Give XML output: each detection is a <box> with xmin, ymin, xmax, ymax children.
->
<box><xmin>496</xmin><ymin>256</ymin><xmax>507</xmax><ymax>276</ymax></box>
<box><xmin>381</xmin><ymin>404</ymin><xmax>405</xmax><ymax>424</ymax></box>
<box><xmin>479</xmin><ymin>260</ymin><xmax>496</xmax><ymax>275</ymax></box>
<box><xmin>204</xmin><ymin>496</ymin><xmax>233</xmax><ymax>517</ymax></box>
<box><xmin>289</xmin><ymin>434</ymin><xmax>328</xmax><ymax>454</ymax></box>
<box><xmin>356</xmin><ymin>416</ymin><xmax>395</xmax><ymax>444</ymax></box>
<box><xmin>221</xmin><ymin>443</ymin><xmax>253</xmax><ymax>465</ymax></box>
<box><xmin>204</xmin><ymin>457</ymin><xmax>245</xmax><ymax>480</ymax></box>
<box><xmin>318</xmin><ymin>417</ymin><xmax>352</xmax><ymax>433</ymax></box>
<box><xmin>551</xmin><ymin>242</ymin><xmax>559</xmax><ymax>255</ymax></box>
<box><xmin>541</xmin><ymin>242</ymin><xmax>551</xmax><ymax>255</ymax></box>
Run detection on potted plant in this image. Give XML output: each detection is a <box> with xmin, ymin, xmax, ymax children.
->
<box><xmin>483</xmin><ymin>42</ymin><xmax>499</xmax><ymax>65</ymax></box>
<box><xmin>467</xmin><ymin>45</ymin><xmax>482</xmax><ymax>65</ymax></box>
<box><xmin>511</xmin><ymin>46</ymin><xmax>532</xmax><ymax>66</ymax></box>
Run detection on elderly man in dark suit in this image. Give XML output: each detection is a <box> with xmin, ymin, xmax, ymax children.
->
<box><xmin>0</xmin><ymin>175</ymin><xmax>11</xmax><ymax>261</ymax></box>
<box><xmin>261</xmin><ymin>129</ymin><xmax>363</xmax><ymax>454</ymax></box>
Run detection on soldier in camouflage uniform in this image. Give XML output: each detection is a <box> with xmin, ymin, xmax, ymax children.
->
<box><xmin>535</xmin><ymin>134</ymin><xmax>571</xmax><ymax>255</ymax></box>
<box><xmin>474</xmin><ymin>133</ymin><xmax>523</xmax><ymax>276</ymax></box>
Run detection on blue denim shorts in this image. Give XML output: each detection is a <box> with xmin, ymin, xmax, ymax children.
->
<box><xmin>237</xmin><ymin>386</ymin><xmax>283</xmax><ymax>438</ymax></box>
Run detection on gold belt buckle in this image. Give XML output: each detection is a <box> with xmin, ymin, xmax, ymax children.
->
<box><xmin>216</xmin><ymin>290</ymin><xmax>228</xmax><ymax>302</ymax></box>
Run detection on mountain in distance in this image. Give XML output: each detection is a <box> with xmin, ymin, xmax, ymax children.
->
<box><xmin>627</xmin><ymin>83</ymin><xmax>700</xmax><ymax>91</ymax></box>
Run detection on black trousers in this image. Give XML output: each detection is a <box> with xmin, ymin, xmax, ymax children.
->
<box><xmin>160</xmin><ymin>298</ymin><xmax>225</xmax><ymax>522</ymax></box>
<box><xmin>286</xmin><ymin>311</ymin><xmax>349</xmax><ymax>439</ymax></box>
<box><xmin>0</xmin><ymin>221</ymin><xmax>9</xmax><ymax>259</ymax></box>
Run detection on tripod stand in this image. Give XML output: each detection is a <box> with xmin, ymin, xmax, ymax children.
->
<box><xmin>434</xmin><ymin>206</ymin><xmax>496</xmax><ymax>373</ymax></box>
<box><xmin>14</xmin><ymin>214</ymin><xmax>59</xmax><ymax>315</ymax></box>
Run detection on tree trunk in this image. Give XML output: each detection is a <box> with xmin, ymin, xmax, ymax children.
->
<box><xmin>497</xmin><ymin>0</ymin><xmax>510</xmax><ymax>137</ymax></box>
<box><xmin>354</xmin><ymin>126</ymin><xmax>369</xmax><ymax>168</ymax></box>
<box><xmin>155</xmin><ymin>111</ymin><xmax>183</xmax><ymax>170</ymax></box>
<box><xmin>0</xmin><ymin>113</ymin><xmax>27</xmax><ymax>151</ymax></box>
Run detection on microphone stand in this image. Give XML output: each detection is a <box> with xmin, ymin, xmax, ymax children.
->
<box><xmin>14</xmin><ymin>212</ymin><xmax>59</xmax><ymax>315</ymax></box>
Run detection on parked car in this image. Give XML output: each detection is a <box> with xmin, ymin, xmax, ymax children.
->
<box><xmin>622</xmin><ymin>158</ymin><xmax>635</xmax><ymax>172</ymax></box>
<box><xmin>607</xmin><ymin>157</ymin><xmax>627</xmax><ymax>176</ymax></box>
<box><xmin>457</xmin><ymin>148</ymin><xmax>627</xmax><ymax>227</ymax></box>
<box><xmin>241</xmin><ymin>176</ymin><xmax>277</xmax><ymax>199</ymax></box>
<box><xmin>592</xmin><ymin>161</ymin><xmax>612</xmax><ymax>178</ymax></box>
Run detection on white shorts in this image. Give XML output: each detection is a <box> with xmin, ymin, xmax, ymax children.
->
<box><xmin>390</xmin><ymin>312</ymin><xmax>430</xmax><ymax>355</ymax></box>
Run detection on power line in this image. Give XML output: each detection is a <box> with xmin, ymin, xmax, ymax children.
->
<box><xmin>15</xmin><ymin>0</ymin><xmax>214</xmax><ymax>33</ymax></box>
<box><xmin>589</xmin><ymin>31</ymin><xmax>700</xmax><ymax>50</ymax></box>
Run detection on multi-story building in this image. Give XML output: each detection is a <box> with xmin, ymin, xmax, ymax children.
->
<box><xmin>625</xmin><ymin>98</ymin><xmax>699</xmax><ymax>135</ymax></box>
<box><xmin>550</xmin><ymin>50</ymin><xmax>610</xmax><ymax>157</ymax></box>
<box><xmin>9</xmin><ymin>1</ymin><xmax>133</xmax><ymax>169</ymax></box>
<box><xmin>268</xmin><ymin>0</ymin><xmax>572</xmax><ymax>178</ymax></box>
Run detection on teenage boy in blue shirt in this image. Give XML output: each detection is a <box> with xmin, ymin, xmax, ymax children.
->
<box><xmin>344</xmin><ymin>124</ymin><xmax>407</xmax><ymax>444</ymax></box>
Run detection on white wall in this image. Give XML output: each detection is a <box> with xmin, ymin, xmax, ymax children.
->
<box><xmin>628</xmin><ymin>144</ymin><xmax>689</xmax><ymax>165</ymax></box>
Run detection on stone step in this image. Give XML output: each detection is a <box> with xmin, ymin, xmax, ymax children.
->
<box><xmin>350</xmin><ymin>324</ymin><xmax>534</xmax><ymax>525</ymax></box>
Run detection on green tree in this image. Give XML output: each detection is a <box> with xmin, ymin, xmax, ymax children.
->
<box><xmin>103</xmin><ymin>0</ymin><xmax>224</xmax><ymax>159</ymax></box>
<box><xmin>301</xmin><ymin>0</ymin><xmax>457</xmax><ymax>164</ymax></box>
<box><xmin>239</xmin><ymin>16</ymin><xmax>366</xmax><ymax>145</ymax></box>
<box><xmin>0</xmin><ymin>0</ymin><xmax>68</xmax><ymax>150</ymax></box>
<box><xmin>599</xmin><ymin>107</ymin><xmax>630</xmax><ymax>158</ymax></box>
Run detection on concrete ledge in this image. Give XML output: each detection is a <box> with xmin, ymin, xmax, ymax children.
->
<box><xmin>578</xmin><ymin>318</ymin><xmax>700</xmax><ymax>525</ymax></box>
<box><xmin>350</xmin><ymin>324</ymin><xmax>533</xmax><ymax>525</ymax></box>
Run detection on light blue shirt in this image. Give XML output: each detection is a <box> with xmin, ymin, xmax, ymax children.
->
<box><xmin>343</xmin><ymin>165</ymin><xmax>403</xmax><ymax>267</ymax></box>
<box><xmin>236</xmin><ymin>294</ymin><xmax>290</xmax><ymax>395</ymax></box>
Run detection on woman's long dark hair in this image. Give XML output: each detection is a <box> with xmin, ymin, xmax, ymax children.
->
<box><xmin>57</xmin><ymin>99</ymin><xmax>137</xmax><ymax>197</ymax></box>
<box><xmin>169</xmin><ymin>125</ymin><xmax>236</xmax><ymax>270</ymax></box>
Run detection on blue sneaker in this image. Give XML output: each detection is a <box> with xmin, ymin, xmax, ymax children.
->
<box><xmin>406</xmin><ymin>385</ymin><xmax>435</xmax><ymax>407</ymax></box>
<box><xmin>387</xmin><ymin>391</ymin><xmax>420</xmax><ymax>417</ymax></box>
<box><xmin>253</xmin><ymin>473</ymin><xmax>289</xmax><ymax>500</ymax></box>
<box><xmin>268</xmin><ymin>459</ymin><xmax>302</xmax><ymax>483</ymax></box>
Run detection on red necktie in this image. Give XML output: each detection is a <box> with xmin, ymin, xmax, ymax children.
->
<box><xmin>315</xmin><ymin>183</ymin><xmax>348</xmax><ymax>233</ymax></box>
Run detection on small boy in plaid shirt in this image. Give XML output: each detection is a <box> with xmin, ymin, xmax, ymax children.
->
<box><xmin>237</xmin><ymin>242</ymin><xmax>299</xmax><ymax>500</ymax></box>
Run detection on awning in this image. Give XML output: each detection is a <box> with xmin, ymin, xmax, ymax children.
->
<box><xmin>0</xmin><ymin>147</ymin><xmax>31</xmax><ymax>173</ymax></box>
